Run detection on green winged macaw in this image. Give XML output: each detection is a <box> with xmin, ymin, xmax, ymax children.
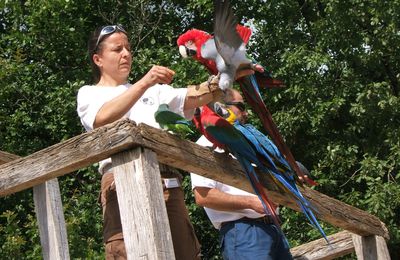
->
<box><xmin>193</xmin><ymin>104</ymin><xmax>329</xmax><ymax>243</ymax></box>
<box><xmin>177</xmin><ymin>0</ymin><xmax>316</xmax><ymax>186</ymax></box>
<box><xmin>194</xmin><ymin>104</ymin><xmax>281</xmax><ymax>226</ymax></box>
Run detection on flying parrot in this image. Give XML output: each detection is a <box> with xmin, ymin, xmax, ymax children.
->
<box><xmin>154</xmin><ymin>104</ymin><xmax>195</xmax><ymax>139</ymax></box>
<box><xmin>194</xmin><ymin>104</ymin><xmax>328</xmax><ymax>243</ymax></box>
<box><xmin>177</xmin><ymin>0</ymin><xmax>316</xmax><ymax>186</ymax></box>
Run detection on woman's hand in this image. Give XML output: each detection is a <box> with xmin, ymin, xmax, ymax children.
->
<box><xmin>141</xmin><ymin>65</ymin><xmax>175</xmax><ymax>87</ymax></box>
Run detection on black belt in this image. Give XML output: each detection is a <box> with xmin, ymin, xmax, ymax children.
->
<box><xmin>221</xmin><ymin>216</ymin><xmax>274</xmax><ymax>228</ymax></box>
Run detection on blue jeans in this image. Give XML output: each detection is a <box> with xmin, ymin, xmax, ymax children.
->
<box><xmin>219</xmin><ymin>219</ymin><xmax>293</xmax><ymax>260</ymax></box>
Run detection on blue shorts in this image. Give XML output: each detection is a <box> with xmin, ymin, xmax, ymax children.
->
<box><xmin>219</xmin><ymin>218</ymin><xmax>293</xmax><ymax>260</ymax></box>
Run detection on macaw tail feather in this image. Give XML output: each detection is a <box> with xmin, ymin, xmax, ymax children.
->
<box><xmin>269</xmin><ymin>171</ymin><xmax>329</xmax><ymax>243</ymax></box>
<box><xmin>253</xmin><ymin>180</ymin><xmax>281</xmax><ymax>227</ymax></box>
<box><xmin>239</xmin><ymin>75</ymin><xmax>317</xmax><ymax>186</ymax></box>
<box><xmin>236</xmin><ymin>156</ymin><xmax>281</xmax><ymax>227</ymax></box>
<box><xmin>299</xmin><ymin>203</ymin><xmax>330</xmax><ymax>244</ymax></box>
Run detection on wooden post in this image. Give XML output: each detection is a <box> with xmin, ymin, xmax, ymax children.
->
<box><xmin>33</xmin><ymin>179</ymin><xmax>70</xmax><ymax>260</ymax></box>
<box><xmin>112</xmin><ymin>147</ymin><xmax>175</xmax><ymax>260</ymax></box>
<box><xmin>1</xmin><ymin>151</ymin><xmax>70</xmax><ymax>260</ymax></box>
<box><xmin>352</xmin><ymin>234</ymin><xmax>391</xmax><ymax>260</ymax></box>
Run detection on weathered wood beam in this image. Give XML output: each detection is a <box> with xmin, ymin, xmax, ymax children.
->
<box><xmin>137</xmin><ymin>121</ymin><xmax>389</xmax><ymax>240</ymax></box>
<box><xmin>0</xmin><ymin>120</ymin><xmax>141</xmax><ymax>196</ymax></box>
<box><xmin>291</xmin><ymin>230</ymin><xmax>354</xmax><ymax>259</ymax></box>
<box><xmin>0</xmin><ymin>119</ymin><xmax>389</xmax><ymax>239</ymax></box>
<box><xmin>0</xmin><ymin>151</ymin><xmax>19</xmax><ymax>165</ymax></box>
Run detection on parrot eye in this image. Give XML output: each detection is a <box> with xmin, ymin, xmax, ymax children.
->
<box><xmin>183</xmin><ymin>41</ymin><xmax>197</xmax><ymax>55</ymax></box>
<box><xmin>186</xmin><ymin>47</ymin><xmax>197</xmax><ymax>56</ymax></box>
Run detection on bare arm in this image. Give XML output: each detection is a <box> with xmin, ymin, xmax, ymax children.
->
<box><xmin>193</xmin><ymin>186</ymin><xmax>265</xmax><ymax>214</ymax></box>
<box><xmin>94</xmin><ymin>64</ymin><xmax>264</xmax><ymax>126</ymax></box>
<box><xmin>94</xmin><ymin>65</ymin><xmax>175</xmax><ymax>128</ymax></box>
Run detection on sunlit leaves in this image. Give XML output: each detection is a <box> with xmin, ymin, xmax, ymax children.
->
<box><xmin>0</xmin><ymin>0</ymin><xmax>399</xmax><ymax>258</ymax></box>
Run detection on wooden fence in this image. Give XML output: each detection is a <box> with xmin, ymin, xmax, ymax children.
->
<box><xmin>0</xmin><ymin>119</ymin><xmax>391</xmax><ymax>259</ymax></box>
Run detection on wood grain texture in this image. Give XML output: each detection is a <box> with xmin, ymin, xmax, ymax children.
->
<box><xmin>33</xmin><ymin>179</ymin><xmax>70</xmax><ymax>260</ymax></box>
<box><xmin>0</xmin><ymin>151</ymin><xmax>19</xmax><ymax>165</ymax></box>
<box><xmin>112</xmin><ymin>148</ymin><xmax>175</xmax><ymax>260</ymax></box>
<box><xmin>353</xmin><ymin>234</ymin><xmax>391</xmax><ymax>260</ymax></box>
<box><xmin>0</xmin><ymin>119</ymin><xmax>389</xmax><ymax>239</ymax></box>
<box><xmin>137</xmin><ymin>121</ymin><xmax>389</xmax><ymax>240</ymax></box>
<box><xmin>291</xmin><ymin>231</ymin><xmax>354</xmax><ymax>259</ymax></box>
<box><xmin>0</xmin><ymin>120</ymin><xmax>141</xmax><ymax>196</ymax></box>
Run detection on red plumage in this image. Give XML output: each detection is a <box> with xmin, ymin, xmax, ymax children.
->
<box><xmin>177</xmin><ymin>29</ymin><xmax>217</xmax><ymax>74</ymax></box>
<box><xmin>177</xmin><ymin>25</ymin><xmax>253</xmax><ymax>75</ymax></box>
<box><xmin>236</xmin><ymin>24</ymin><xmax>252</xmax><ymax>44</ymax></box>
<box><xmin>178</xmin><ymin>25</ymin><xmax>316</xmax><ymax>186</ymax></box>
<box><xmin>193</xmin><ymin>105</ymin><xmax>282</xmax><ymax>226</ymax></box>
<box><xmin>193</xmin><ymin>105</ymin><xmax>227</xmax><ymax>149</ymax></box>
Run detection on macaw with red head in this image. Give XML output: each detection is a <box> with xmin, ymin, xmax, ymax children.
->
<box><xmin>177</xmin><ymin>25</ymin><xmax>251</xmax><ymax>76</ymax></box>
<box><xmin>193</xmin><ymin>103</ymin><xmax>328</xmax><ymax>243</ymax></box>
<box><xmin>177</xmin><ymin>0</ymin><xmax>316</xmax><ymax>186</ymax></box>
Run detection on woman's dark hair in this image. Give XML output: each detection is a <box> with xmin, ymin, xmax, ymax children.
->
<box><xmin>88</xmin><ymin>26</ymin><xmax>105</xmax><ymax>84</ymax></box>
<box><xmin>88</xmin><ymin>25</ymin><xmax>128</xmax><ymax>84</ymax></box>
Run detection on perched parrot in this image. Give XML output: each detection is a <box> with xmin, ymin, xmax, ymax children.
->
<box><xmin>154</xmin><ymin>104</ymin><xmax>195</xmax><ymax>139</ymax></box>
<box><xmin>233</xmin><ymin>122</ymin><xmax>328</xmax><ymax>242</ymax></box>
<box><xmin>194</xmin><ymin>104</ymin><xmax>328</xmax><ymax>243</ymax></box>
<box><xmin>177</xmin><ymin>0</ymin><xmax>316</xmax><ymax>186</ymax></box>
<box><xmin>194</xmin><ymin>104</ymin><xmax>281</xmax><ymax>226</ymax></box>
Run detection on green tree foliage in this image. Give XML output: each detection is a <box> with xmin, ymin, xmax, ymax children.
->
<box><xmin>0</xmin><ymin>0</ymin><xmax>399</xmax><ymax>258</ymax></box>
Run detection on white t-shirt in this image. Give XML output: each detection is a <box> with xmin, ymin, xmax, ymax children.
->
<box><xmin>190</xmin><ymin>135</ymin><xmax>265</xmax><ymax>230</ymax></box>
<box><xmin>77</xmin><ymin>83</ymin><xmax>194</xmax><ymax>173</ymax></box>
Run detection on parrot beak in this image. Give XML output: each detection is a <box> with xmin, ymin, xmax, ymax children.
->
<box><xmin>179</xmin><ymin>45</ymin><xmax>197</xmax><ymax>58</ymax></box>
<box><xmin>179</xmin><ymin>45</ymin><xmax>188</xmax><ymax>58</ymax></box>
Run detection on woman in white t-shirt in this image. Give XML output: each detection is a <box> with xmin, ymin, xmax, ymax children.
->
<box><xmin>76</xmin><ymin>25</ymin><xmax>258</xmax><ymax>259</ymax></box>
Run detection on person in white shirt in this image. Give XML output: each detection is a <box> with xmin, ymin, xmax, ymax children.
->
<box><xmin>191</xmin><ymin>89</ymin><xmax>293</xmax><ymax>260</ymax></box>
<box><xmin>76</xmin><ymin>25</ymin><xmax>259</xmax><ymax>260</ymax></box>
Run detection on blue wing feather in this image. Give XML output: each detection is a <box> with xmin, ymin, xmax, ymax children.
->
<box><xmin>233</xmin><ymin>122</ymin><xmax>329</xmax><ymax>243</ymax></box>
<box><xmin>202</xmin><ymin>109</ymin><xmax>329</xmax><ymax>243</ymax></box>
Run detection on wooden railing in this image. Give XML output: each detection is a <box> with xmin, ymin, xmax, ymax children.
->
<box><xmin>0</xmin><ymin>119</ymin><xmax>391</xmax><ymax>259</ymax></box>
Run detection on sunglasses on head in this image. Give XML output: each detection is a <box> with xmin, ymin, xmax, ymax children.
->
<box><xmin>95</xmin><ymin>25</ymin><xmax>127</xmax><ymax>50</ymax></box>
<box><xmin>226</xmin><ymin>101</ymin><xmax>246</xmax><ymax>112</ymax></box>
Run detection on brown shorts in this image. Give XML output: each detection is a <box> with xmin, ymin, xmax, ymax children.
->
<box><xmin>104</xmin><ymin>239</ymin><xmax>126</xmax><ymax>260</ymax></box>
<box><xmin>100</xmin><ymin>166</ymin><xmax>201</xmax><ymax>260</ymax></box>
